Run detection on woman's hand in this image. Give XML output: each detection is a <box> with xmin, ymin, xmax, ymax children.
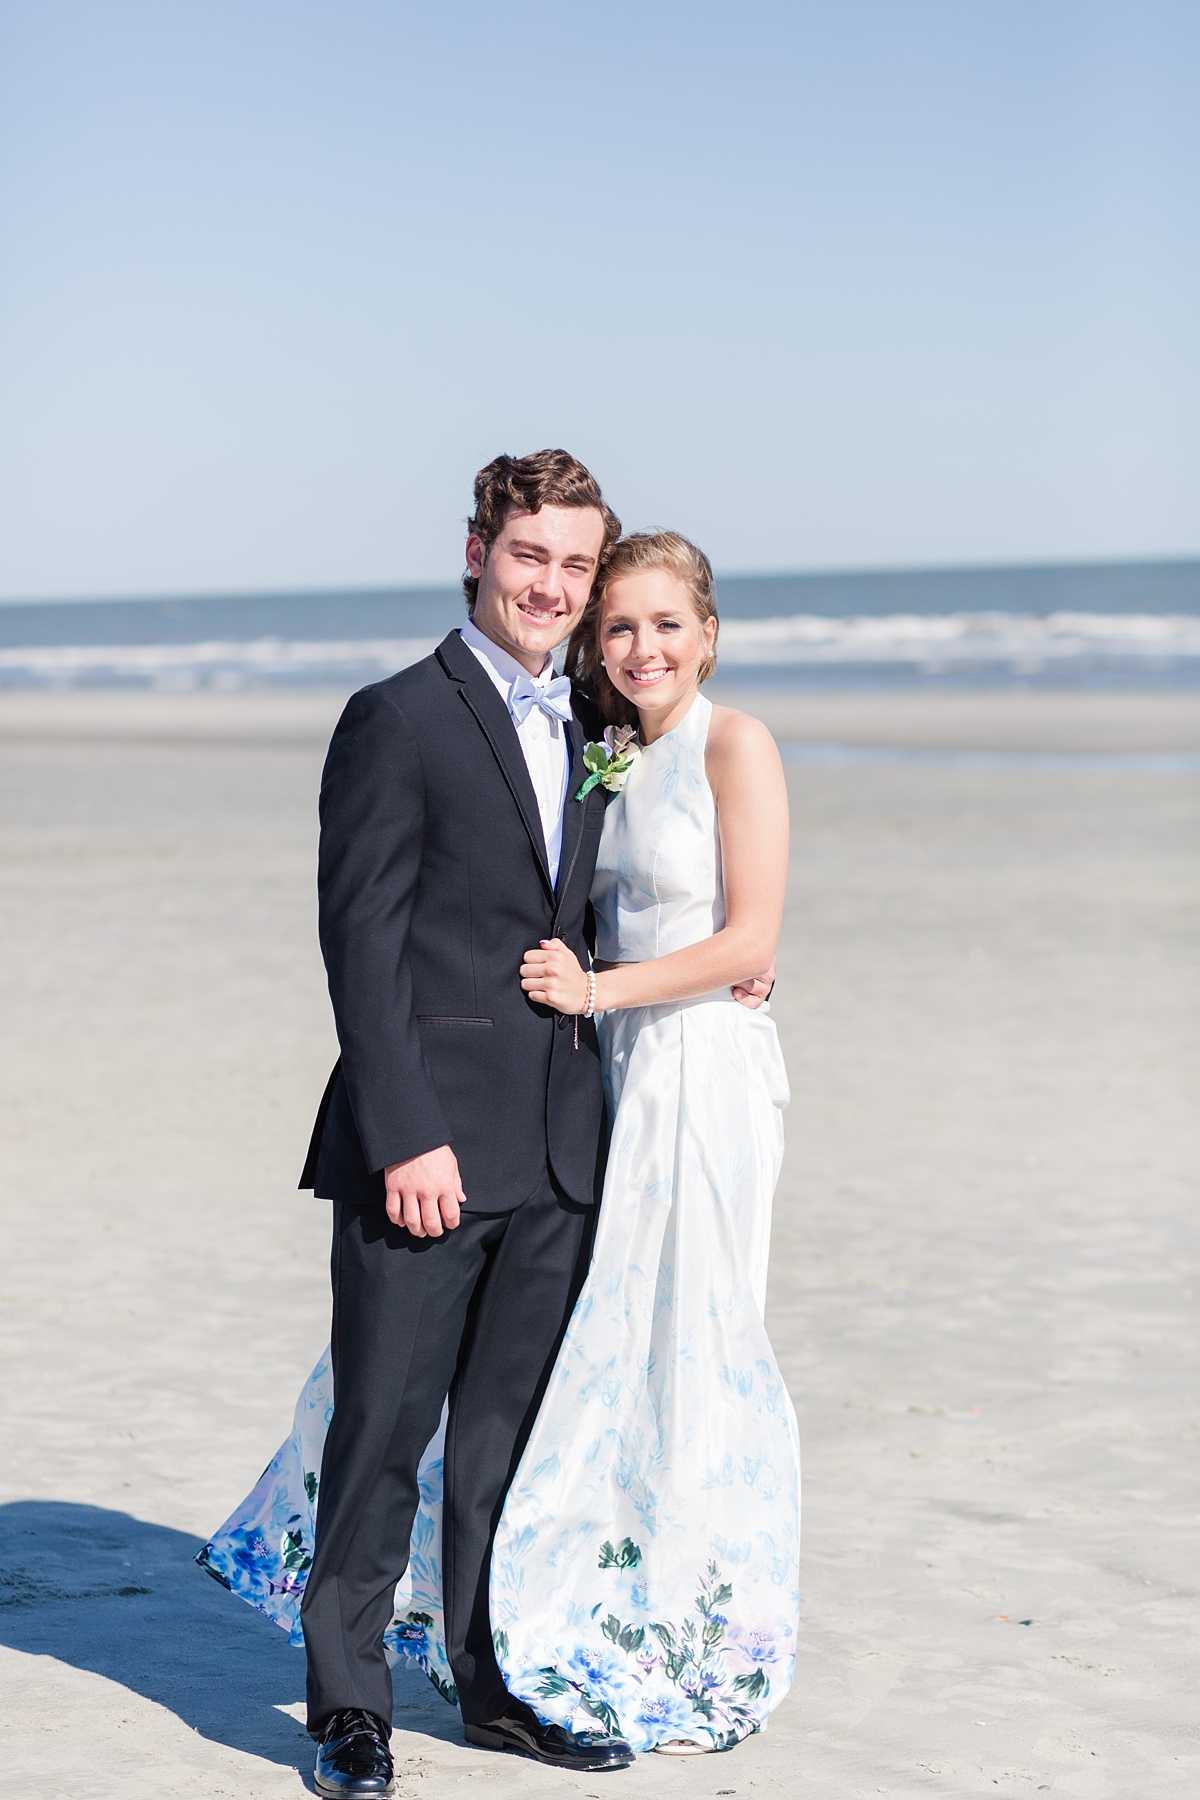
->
<box><xmin>520</xmin><ymin>938</ymin><xmax>591</xmax><ymax>1015</ymax></box>
<box><xmin>732</xmin><ymin>957</ymin><xmax>776</xmax><ymax>1010</ymax></box>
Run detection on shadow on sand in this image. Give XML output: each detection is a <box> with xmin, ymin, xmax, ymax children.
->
<box><xmin>0</xmin><ymin>1500</ymin><xmax>463</xmax><ymax>1779</ymax></box>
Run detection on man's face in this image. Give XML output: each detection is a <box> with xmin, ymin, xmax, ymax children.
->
<box><xmin>467</xmin><ymin>505</ymin><xmax>607</xmax><ymax>674</ymax></box>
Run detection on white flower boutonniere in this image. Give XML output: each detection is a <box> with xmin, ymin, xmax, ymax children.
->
<box><xmin>575</xmin><ymin>725</ymin><xmax>641</xmax><ymax>801</ymax></box>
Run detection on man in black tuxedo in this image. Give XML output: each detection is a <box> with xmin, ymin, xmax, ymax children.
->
<box><xmin>298</xmin><ymin>450</ymin><xmax>635</xmax><ymax>1794</ymax></box>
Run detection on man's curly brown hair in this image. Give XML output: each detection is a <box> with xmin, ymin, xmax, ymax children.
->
<box><xmin>463</xmin><ymin>449</ymin><xmax>622</xmax><ymax>612</ymax></box>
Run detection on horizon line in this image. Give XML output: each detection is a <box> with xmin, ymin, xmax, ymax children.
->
<box><xmin>3</xmin><ymin>551</ymin><xmax>1200</xmax><ymax>610</ymax></box>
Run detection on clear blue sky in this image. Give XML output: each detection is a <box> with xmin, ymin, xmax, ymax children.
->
<box><xmin>1</xmin><ymin>0</ymin><xmax>1196</xmax><ymax>600</ymax></box>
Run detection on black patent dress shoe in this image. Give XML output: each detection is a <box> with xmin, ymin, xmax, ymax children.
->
<box><xmin>313</xmin><ymin>1709</ymin><xmax>394</xmax><ymax>1798</ymax></box>
<box><xmin>464</xmin><ymin>1696</ymin><xmax>634</xmax><ymax>1771</ymax></box>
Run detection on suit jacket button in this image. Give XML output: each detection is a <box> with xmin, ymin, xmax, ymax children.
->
<box><xmin>557</xmin><ymin>1013</ymin><xmax>569</xmax><ymax>1029</ymax></box>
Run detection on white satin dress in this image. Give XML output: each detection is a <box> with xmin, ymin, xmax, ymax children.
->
<box><xmin>488</xmin><ymin>692</ymin><xmax>800</xmax><ymax>1751</ymax></box>
<box><xmin>197</xmin><ymin>690</ymin><xmax>800</xmax><ymax>1754</ymax></box>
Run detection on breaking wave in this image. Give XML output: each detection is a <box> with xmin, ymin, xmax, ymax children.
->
<box><xmin>715</xmin><ymin>611</ymin><xmax>1200</xmax><ymax>665</ymax></box>
<box><xmin>2</xmin><ymin>613</ymin><xmax>1199</xmax><ymax>688</ymax></box>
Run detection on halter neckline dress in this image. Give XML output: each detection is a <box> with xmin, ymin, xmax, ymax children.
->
<box><xmin>488</xmin><ymin>692</ymin><xmax>800</xmax><ymax>1751</ymax></box>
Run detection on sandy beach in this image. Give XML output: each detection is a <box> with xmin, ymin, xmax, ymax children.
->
<box><xmin>1</xmin><ymin>684</ymin><xmax>1197</xmax><ymax>1799</ymax></box>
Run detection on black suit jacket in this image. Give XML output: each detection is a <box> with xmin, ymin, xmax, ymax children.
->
<box><xmin>299</xmin><ymin>629</ymin><xmax>609</xmax><ymax>1211</ymax></box>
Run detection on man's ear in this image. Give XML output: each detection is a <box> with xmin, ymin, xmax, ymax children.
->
<box><xmin>465</xmin><ymin>533</ymin><xmax>488</xmax><ymax>580</ymax></box>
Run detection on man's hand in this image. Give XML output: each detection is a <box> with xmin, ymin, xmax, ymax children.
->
<box><xmin>732</xmin><ymin>958</ymin><xmax>776</xmax><ymax>1010</ymax></box>
<box><xmin>384</xmin><ymin>1144</ymin><xmax>465</xmax><ymax>1237</ymax></box>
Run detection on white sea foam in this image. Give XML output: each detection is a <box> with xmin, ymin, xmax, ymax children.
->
<box><xmin>2</xmin><ymin>614</ymin><xmax>1199</xmax><ymax>687</ymax></box>
<box><xmin>0</xmin><ymin>637</ymin><xmax>440</xmax><ymax>686</ymax></box>
<box><xmin>715</xmin><ymin>611</ymin><xmax>1200</xmax><ymax>664</ymax></box>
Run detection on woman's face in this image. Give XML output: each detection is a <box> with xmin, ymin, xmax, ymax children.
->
<box><xmin>599</xmin><ymin>569</ymin><xmax>716</xmax><ymax>722</ymax></box>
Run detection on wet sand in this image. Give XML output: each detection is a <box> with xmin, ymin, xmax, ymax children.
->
<box><xmin>1</xmin><ymin>686</ymin><xmax>1197</xmax><ymax>1798</ymax></box>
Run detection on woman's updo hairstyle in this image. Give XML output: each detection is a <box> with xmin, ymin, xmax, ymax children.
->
<box><xmin>567</xmin><ymin>530</ymin><xmax>719</xmax><ymax>731</ymax></box>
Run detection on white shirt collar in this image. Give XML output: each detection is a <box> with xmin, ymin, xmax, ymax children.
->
<box><xmin>460</xmin><ymin>616</ymin><xmax>554</xmax><ymax>699</ymax></box>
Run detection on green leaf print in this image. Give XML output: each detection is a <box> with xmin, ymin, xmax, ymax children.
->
<box><xmin>713</xmin><ymin>1722</ymin><xmax>756</xmax><ymax>1751</ymax></box>
<box><xmin>585</xmin><ymin>1695</ymin><xmax>622</xmax><ymax>1736</ymax></box>
<box><xmin>600</xmin><ymin>1614</ymin><xmax>645</xmax><ymax>1654</ymax></box>
<box><xmin>303</xmin><ymin>1471</ymin><xmax>319</xmax><ymax>1502</ymax></box>
<box><xmin>694</xmin><ymin>1560</ymin><xmax>733</xmax><ymax>1618</ymax></box>
<box><xmin>280</xmin><ymin>1529</ymin><xmax>311</xmax><ymax>1575</ymax></box>
<box><xmin>534</xmin><ymin>1668</ymin><xmax>574</xmax><ymax>1699</ymax></box>
<box><xmin>597</xmin><ymin>1537</ymin><xmax>642</xmax><ymax>1570</ymax></box>
<box><xmin>492</xmin><ymin>1628</ymin><xmax>509</xmax><ymax>1660</ymax></box>
<box><xmin>427</xmin><ymin>1669</ymin><xmax>458</xmax><ymax>1706</ymax></box>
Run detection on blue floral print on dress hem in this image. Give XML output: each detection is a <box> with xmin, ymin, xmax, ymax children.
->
<box><xmin>195</xmin><ymin>1351</ymin><xmax>458</xmax><ymax>1700</ymax></box>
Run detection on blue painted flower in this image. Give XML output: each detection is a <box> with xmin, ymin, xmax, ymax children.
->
<box><xmin>722</xmin><ymin>1620</ymin><xmax>793</xmax><ymax>1680</ymax></box>
<box><xmin>634</xmin><ymin>1690</ymin><xmax>698</xmax><ymax>1737</ymax></box>
<box><xmin>221</xmin><ymin>1525</ymin><xmax>275</xmax><ymax>1587</ymax></box>
<box><xmin>387</xmin><ymin>1617</ymin><xmax>431</xmax><ymax>1659</ymax></box>
<box><xmin>566</xmin><ymin>1643</ymin><xmax>633</xmax><ymax>1694</ymax></box>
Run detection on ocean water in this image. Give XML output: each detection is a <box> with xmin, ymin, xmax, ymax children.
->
<box><xmin>1</xmin><ymin>560</ymin><xmax>1198</xmax><ymax>691</ymax></box>
<box><xmin>777</xmin><ymin>742</ymin><xmax>1200</xmax><ymax>773</ymax></box>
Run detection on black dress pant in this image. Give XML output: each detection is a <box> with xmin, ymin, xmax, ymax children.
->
<box><xmin>300</xmin><ymin>1167</ymin><xmax>593</xmax><ymax>1735</ymax></box>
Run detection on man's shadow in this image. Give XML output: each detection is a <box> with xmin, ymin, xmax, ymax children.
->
<box><xmin>0</xmin><ymin>1500</ymin><xmax>463</xmax><ymax>1778</ymax></box>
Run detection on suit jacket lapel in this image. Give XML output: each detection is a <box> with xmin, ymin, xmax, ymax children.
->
<box><xmin>436</xmin><ymin>631</ymin><xmax>554</xmax><ymax>897</ymax></box>
<box><xmin>552</xmin><ymin>714</ymin><xmax>589</xmax><ymax>916</ymax></box>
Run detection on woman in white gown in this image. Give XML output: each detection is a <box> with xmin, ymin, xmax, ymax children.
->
<box><xmin>198</xmin><ymin>530</ymin><xmax>799</xmax><ymax>1757</ymax></box>
<box><xmin>499</xmin><ymin>531</ymin><xmax>799</xmax><ymax>1753</ymax></box>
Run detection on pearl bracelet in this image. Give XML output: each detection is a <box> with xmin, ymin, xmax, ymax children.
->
<box><xmin>573</xmin><ymin>970</ymin><xmax>597</xmax><ymax>1051</ymax></box>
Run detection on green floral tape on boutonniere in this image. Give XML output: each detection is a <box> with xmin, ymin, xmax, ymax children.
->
<box><xmin>575</xmin><ymin>725</ymin><xmax>642</xmax><ymax>801</ymax></box>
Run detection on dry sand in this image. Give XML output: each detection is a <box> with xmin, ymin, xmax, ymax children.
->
<box><xmin>1</xmin><ymin>685</ymin><xmax>1197</xmax><ymax>1799</ymax></box>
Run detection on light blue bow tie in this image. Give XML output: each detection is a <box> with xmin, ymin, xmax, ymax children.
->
<box><xmin>509</xmin><ymin>672</ymin><xmax>575</xmax><ymax>725</ymax></box>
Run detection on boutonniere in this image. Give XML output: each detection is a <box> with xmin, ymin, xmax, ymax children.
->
<box><xmin>575</xmin><ymin>725</ymin><xmax>641</xmax><ymax>800</ymax></box>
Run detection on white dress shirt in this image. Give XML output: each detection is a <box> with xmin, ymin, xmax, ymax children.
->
<box><xmin>460</xmin><ymin>617</ymin><xmax>570</xmax><ymax>886</ymax></box>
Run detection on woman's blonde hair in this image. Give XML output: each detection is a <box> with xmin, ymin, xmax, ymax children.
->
<box><xmin>567</xmin><ymin>530</ymin><xmax>719</xmax><ymax>730</ymax></box>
